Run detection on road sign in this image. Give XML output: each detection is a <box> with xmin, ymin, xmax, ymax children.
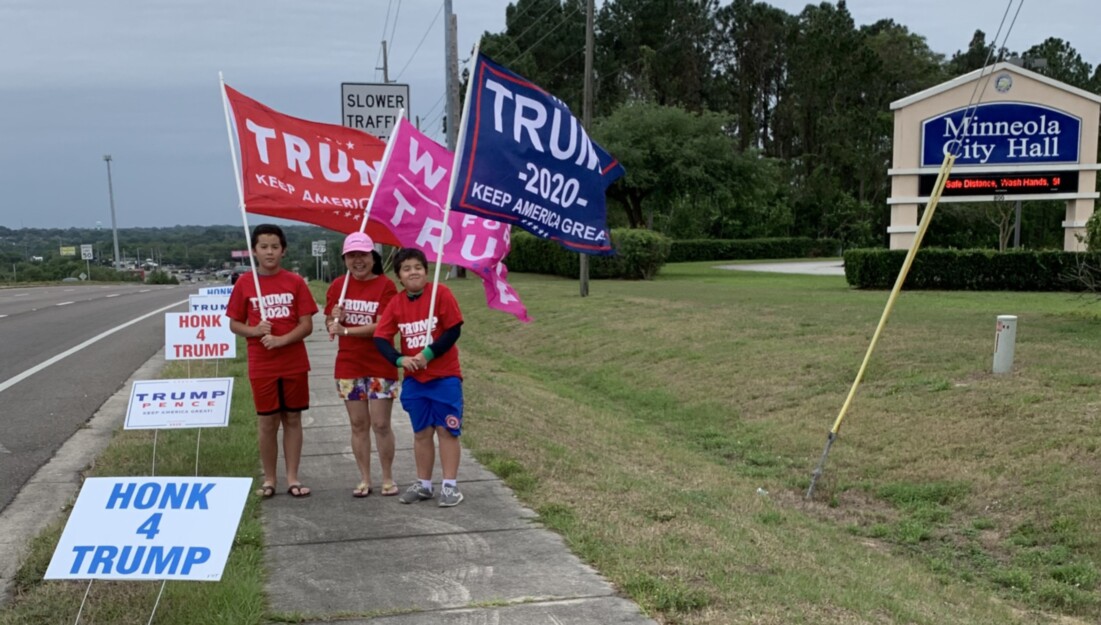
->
<box><xmin>80</xmin><ymin>244</ymin><xmax>93</xmax><ymax>260</ymax></box>
<box><xmin>341</xmin><ymin>83</ymin><xmax>409</xmax><ymax>140</ymax></box>
<box><xmin>311</xmin><ymin>240</ymin><xmax>326</xmax><ymax>257</ymax></box>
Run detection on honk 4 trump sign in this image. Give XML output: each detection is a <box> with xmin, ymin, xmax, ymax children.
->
<box><xmin>45</xmin><ymin>477</ymin><xmax>251</xmax><ymax>581</ymax></box>
<box><xmin>125</xmin><ymin>378</ymin><xmax>234</xmax><ymax>429</ymax></box>
<box><xmin>165</xmin><ymin>311</ymin><xmax>236</xmax><ymax>360</ymax></box>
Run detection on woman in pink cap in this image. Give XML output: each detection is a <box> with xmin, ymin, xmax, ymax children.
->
<box><xmin>324</xmin><ymin>232</ymin><xmax>401</xmax><ymax>497</ymax></box>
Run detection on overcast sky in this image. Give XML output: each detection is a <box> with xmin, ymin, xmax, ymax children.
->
<box><xmin>0</xmin><ymin>0</ymin><xmax>1096</xmax><ymax>231</ymax></box>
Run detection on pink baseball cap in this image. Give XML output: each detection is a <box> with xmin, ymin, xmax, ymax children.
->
<box><xmin>342</xmin><ymin>232</ymin><xmax>374</xmax><ymax>255</ymax></box>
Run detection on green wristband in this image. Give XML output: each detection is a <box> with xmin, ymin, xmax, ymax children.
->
<box><xmin>422</xmin><ymin>347</ymin><xmax>435</xmax><ymax>362</ymax></box>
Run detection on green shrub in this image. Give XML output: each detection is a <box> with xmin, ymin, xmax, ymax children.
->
<box><xmin>667</xmin><ymin>237</ymin><xmax>840</xmax><ymax>263</ymax></box>
<box><xmin>508</xmin><ymin>228</ymin><xmax>670</xmax><ymax>280</ymax></box>
<box><xmin>1085</xmin><ymin>209</ymin><xmax>1101</xmax><ymax>251</ymax></box>
<box><xmin>145</xmin><ymin>270</ymin><xmax>179</xmax><ymax>285</ymax></box>
<box><xmin>843</xmin><ymin>248</ymin><xmax>1101</xmax><ymax>291</ymax></box>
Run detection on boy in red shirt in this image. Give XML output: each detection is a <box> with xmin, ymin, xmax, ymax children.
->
<box><xmin>374</xmin><ymin>248</ymin><xmax>466</xmax><ymax>507</ymax></box>
<box><xmin>226</xmin><ymin>224</ymin><xmax>318</xmax><ymax>499</ymax></box>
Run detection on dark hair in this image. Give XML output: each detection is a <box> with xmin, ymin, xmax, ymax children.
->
<box><xmin>370</xmin><ymin>250</ymin><xmax>384</xmax><ymax>276</ymax></box>
<box><xmin>251</xmin><ymin>224</ymin><xmax>286</xmax><ymax>249</ymax></box>
<box><xmin>392</xmin><ymin>248</ymin><xmax>427</xmax><ymax>275</ymax></box>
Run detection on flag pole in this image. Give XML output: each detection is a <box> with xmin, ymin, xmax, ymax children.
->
<box><xmin>805</xmin><ymin>152</ymin><xmax>956</xmax><ymax>499</ymax></box>
<box><xmin>219</xmin><ymin>73</ymin><xmax>265</xmax><ymax>321</ymax></box>
<box><xmin>335</xmin><ymin>109</ymin><xmax>405</xmax><ymax>309</ymax></box>
<box><xmin>423</xmin><ymin>42</ymin><xmax>479</xmax><ymax>347</ymax></box>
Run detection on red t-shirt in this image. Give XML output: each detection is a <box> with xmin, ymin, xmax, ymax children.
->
<box><xmin>325</xmin><ymin>274</ymin><xmax>399</xmax><ymax>379</ymax></box>
<box><xmin>375</xmin><ymin>282</ymin><xmax>463</xmax><ymax>383</ymax></box>
<box><xmin>226</xmin><ymin>269</ymin><xmax>319</xmax><ymax>379</ymax></box>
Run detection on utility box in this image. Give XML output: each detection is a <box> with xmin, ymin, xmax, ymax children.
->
<box><xmin>993</xmin><ymin>315</ymin><xmax>1018</xmax><ymax>374</ymax></box>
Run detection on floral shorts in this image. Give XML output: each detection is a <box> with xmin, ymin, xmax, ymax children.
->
<box><xmin>336</xmin><ymin>377</ymin><xmax>399</xmax><ymax>401</ymax></box>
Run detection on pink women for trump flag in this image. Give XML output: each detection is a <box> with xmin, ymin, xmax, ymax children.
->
<box><xmin>223</xmin><ymin>85</ymin><xmax>399</xmax><ymax>246</ymax></box>
<box><xmin>372</xmin><ymin>118</ymin><xmax>531</xmax><ymax>323</ymax></box>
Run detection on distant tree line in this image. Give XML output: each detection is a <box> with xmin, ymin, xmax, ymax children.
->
<box><xmin>480</xmin><ymin>0</ymin><xmax>1101</xmax><ymax>248</ymax></box>
<box><xmin>0</xmin><ymin>225</ymin><xmax>347</xmax><ymax>283</ymax></box>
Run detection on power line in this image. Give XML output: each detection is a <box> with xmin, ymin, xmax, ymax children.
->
<box><xmin>394</xmin><ymin>2</ymin><xmax>445</xmax><ymax>81</ymax></box>
<box><xmin>505</xmin><ymin>2</ymin><xmax>564</xmax><ymax>50</ymax></box>
<box><xmin>424</xmin><ymin>55</ymin><xmax>473</xmax><ymax>135</ymax></box>
<box><xmin>386</xmin><ymin>0</ymin><xmax>405</xmax><ymax>61</ymax></box>
<box><xmin>503</xmin><ymin>3</ymin><xmax>583</xmax><ymax>68</ymax></box>
<box><xmin>380</xmin><ymin>0</ymin><xmax>395</xmax><ymax>45</ymax></box>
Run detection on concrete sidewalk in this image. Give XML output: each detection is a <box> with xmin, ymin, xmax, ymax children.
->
<box><xmin>260</xmin><ymin>314</ymin><xmax>655</xmax><ymax>624</ymax></box>
<box><xmin>715</xmin><ymin>260</ymin><xmax>846</xmax><ymax>275</ymax></box>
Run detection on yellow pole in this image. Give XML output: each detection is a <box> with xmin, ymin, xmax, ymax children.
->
<box><xmin>806</xmin><ymin>152</ymin><xmax>957</xmax><ymax>499</ymax></box>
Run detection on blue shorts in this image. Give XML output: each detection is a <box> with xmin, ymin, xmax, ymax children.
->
<box><xmin>400</xmin><ymin>377</ymin><xmax>463</xmax><ymax>436</ymax></box>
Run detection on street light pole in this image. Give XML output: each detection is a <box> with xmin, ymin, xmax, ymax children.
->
<box><xmin>103</xmin><ymin>155</ymin><xmax>121</xmax><ymax>272</ymax></box>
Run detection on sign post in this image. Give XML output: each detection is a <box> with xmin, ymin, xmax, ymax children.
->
<box><xmin>341</xmin><ymin>83</ymin><xmax>409</xmax><ymax>140</ymax></box>
<box><xmin>80</xmin><ymin>244</ymin><xmax>93</xmax><ymax>280</ymax></box>
<box><xmin>311</xmin><ymin>240</ymin><xmax>326</xmax><ymax>281</ymax></box>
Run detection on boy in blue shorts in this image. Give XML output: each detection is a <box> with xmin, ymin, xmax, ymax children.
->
<box><xmin>374</xmin><ymin>248</ymin><xmax>466</xmax><ymax>507</ymax></box>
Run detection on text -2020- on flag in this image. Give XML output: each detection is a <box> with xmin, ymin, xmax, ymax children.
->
<box><xmin>451</xmin><ymin>53</ymin><xmax>624</xmax><ymax>256</ymax></box>
<box><xmin>224</xmin><ymin>85</ymin><xmax>399</xmax><ymax>246</ymax></box>
<box><xmin>371</xmin><ymin>118</ymin><xmax>530</xmax><ymax>323</ymax></box>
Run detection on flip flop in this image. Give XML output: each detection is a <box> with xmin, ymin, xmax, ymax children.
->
<box><xmin>380</xmin><ymin>481</ymin><xmax>400</xmax><ymax>496</ymax></box>
<box><xmin>256</xmin><ymin>483</ymin><xmax>276</xmax><ymax>499</ymax></box>
<box><xmin>287</xmin><ymin>484</ymin><xmax>311</xmax><ymax>498</ymax></box>
<box><xmin>353</xmin><ymin>483</ymin><xmax>371</xmax><ymax>498</ymax></box>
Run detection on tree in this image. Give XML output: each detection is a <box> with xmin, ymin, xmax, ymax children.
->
<box><xmin>1022</xmin><ymin>37</ymin><xmax>1093</xmax><ymax>91</ymax></box>
<box><xmin>592</xmin><ymin>102</ymin><xmax>786</xmax><ymax>237</ymax></box>
<box><xmin>711</xmin><ymin>0</ymin><xmax>792</xmax><ymax>152</ymax></box>
<box><xmin>983</xmin><ymin>196</ymin><xmax>1015</xmax><ymax>252</ymax></box>
<box><xmin>947</xmin><ymin>29</ymin><xmax>996</xmax><ymax>76</ymax></box>
<box><xmin>596</xmin><ymin>0</ymin><xmax>718</xmax><ymax>113</ymax></box>
<box><xmin>480</xmin><ymin>0</ymin><xmax>588</xmax><ymax>111</ymax></box>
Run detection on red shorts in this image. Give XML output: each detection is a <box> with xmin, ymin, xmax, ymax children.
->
<box><xmin>249</xmin><ymin>373</ymin><xmax>310</xmax><ymax>416</ymax></box>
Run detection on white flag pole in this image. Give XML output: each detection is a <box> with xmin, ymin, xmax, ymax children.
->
<box><xmin>219</xmin><ymin>72</ymin><xmax>266</xmax><ymax>321</ymax></box>
<box><xmin>423</xmin><ymin>43</ymin><xmax>479</xmax><ymax>349</ymax></box>
<box><xmin>336</xmin><ymin>109</ymin><xmax>405</xmax><ymax>309</ymax></box>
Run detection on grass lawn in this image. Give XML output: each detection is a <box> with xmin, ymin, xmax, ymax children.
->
<box><xmin>452</xmin><ymin>261</ymin><xmax>1101</xmax><ymax>624</ymax></box>
<box><xmin>3</xmin><ymin>261</ymin><xmax>1099</xmax><ymax>624</ymax></box>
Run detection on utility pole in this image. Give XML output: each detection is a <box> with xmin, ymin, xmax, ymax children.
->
<box><xmin>103</xmin><ymin>155</ymin><xmax>122</xmax><ymax>272</ymax></box>
<box><xmin>379</xmin><ymin>40</ymin><xmax>390</xmax><ymax>83</ymax></box>
<box><xmin>579</xmin><ymin>0</ymin><xmax>595</xmax><ymax>297</ymax></box>
<box><xmin>444</xmin><ymin>0</ymin><xmax>466</xmax><ymax>278</ymax></box>
<box><xmin>444</xmin><ymin>0</ymin><xmax>458</xmax><ymax>151</ymax></box>
<box><xmin>1013</xmin><ymin>200</ymin><xmax>1022</xmax><ymax>248</ymax></box>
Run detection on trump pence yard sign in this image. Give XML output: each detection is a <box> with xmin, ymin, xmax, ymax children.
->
<box><xmin>125</xmin><ymin>378</ymin><xmax>234</xmax><ymax>429</ymax></box>
<box><xmin>45</xmin><ymin>477</ymin><xmax>251</xmax><ymax>581</ymax></box>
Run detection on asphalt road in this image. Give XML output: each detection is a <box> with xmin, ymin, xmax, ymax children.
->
<box><xmin>0</xmin><ymin>283</ymin><xmax>190</xmax><ymax>512</ymax></box>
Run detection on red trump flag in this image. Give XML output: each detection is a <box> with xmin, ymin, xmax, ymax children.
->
<box><xmin>223</xmin><ymin>85</ymin><xmax>398</xmax><ymax>245</ymax></box>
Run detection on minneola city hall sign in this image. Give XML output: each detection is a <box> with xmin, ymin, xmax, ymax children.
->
<box><xmin>889</xmin><ymin>61</ymin><xmax>1100</xmax><ymax>250</ymax></box>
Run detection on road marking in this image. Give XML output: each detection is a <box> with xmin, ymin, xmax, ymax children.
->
<box><xmin>106</xmin><ymin>294</ymin><xmax>120</xmax><ymax>298</ymax></box>
<box><xmin>0</xmin><ymin>315</ymin><xmax>7</xmax><ymax>319</ymax></box>
<box><xmin>14</xmin><ymin>293</ymin><xmax>27</xmax><ymax>297</ymax></box>
<box><xmin>0</xmin><ymin>441</ymin><xmax>9</xmax><ymax>453</ymax></box>
<box><xmin>139</xmin><ymin>289</ymin><xmax>150</xmax><ymax>293</ymax></box>
<box><xmin>56</xmin><ymin>301</ymin><xmax>74</xmax><ymax>306</ymax></box>
<box><xmin>0</xmin><ymin>299</ymin><xmax>187</xmax><ymax>395</ymax></box>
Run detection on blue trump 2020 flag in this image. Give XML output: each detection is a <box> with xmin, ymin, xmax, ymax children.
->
<box><xmin>451</xmin><ymin>53</ymin><xmax>624</xmax><ymax>256</ymax></box>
